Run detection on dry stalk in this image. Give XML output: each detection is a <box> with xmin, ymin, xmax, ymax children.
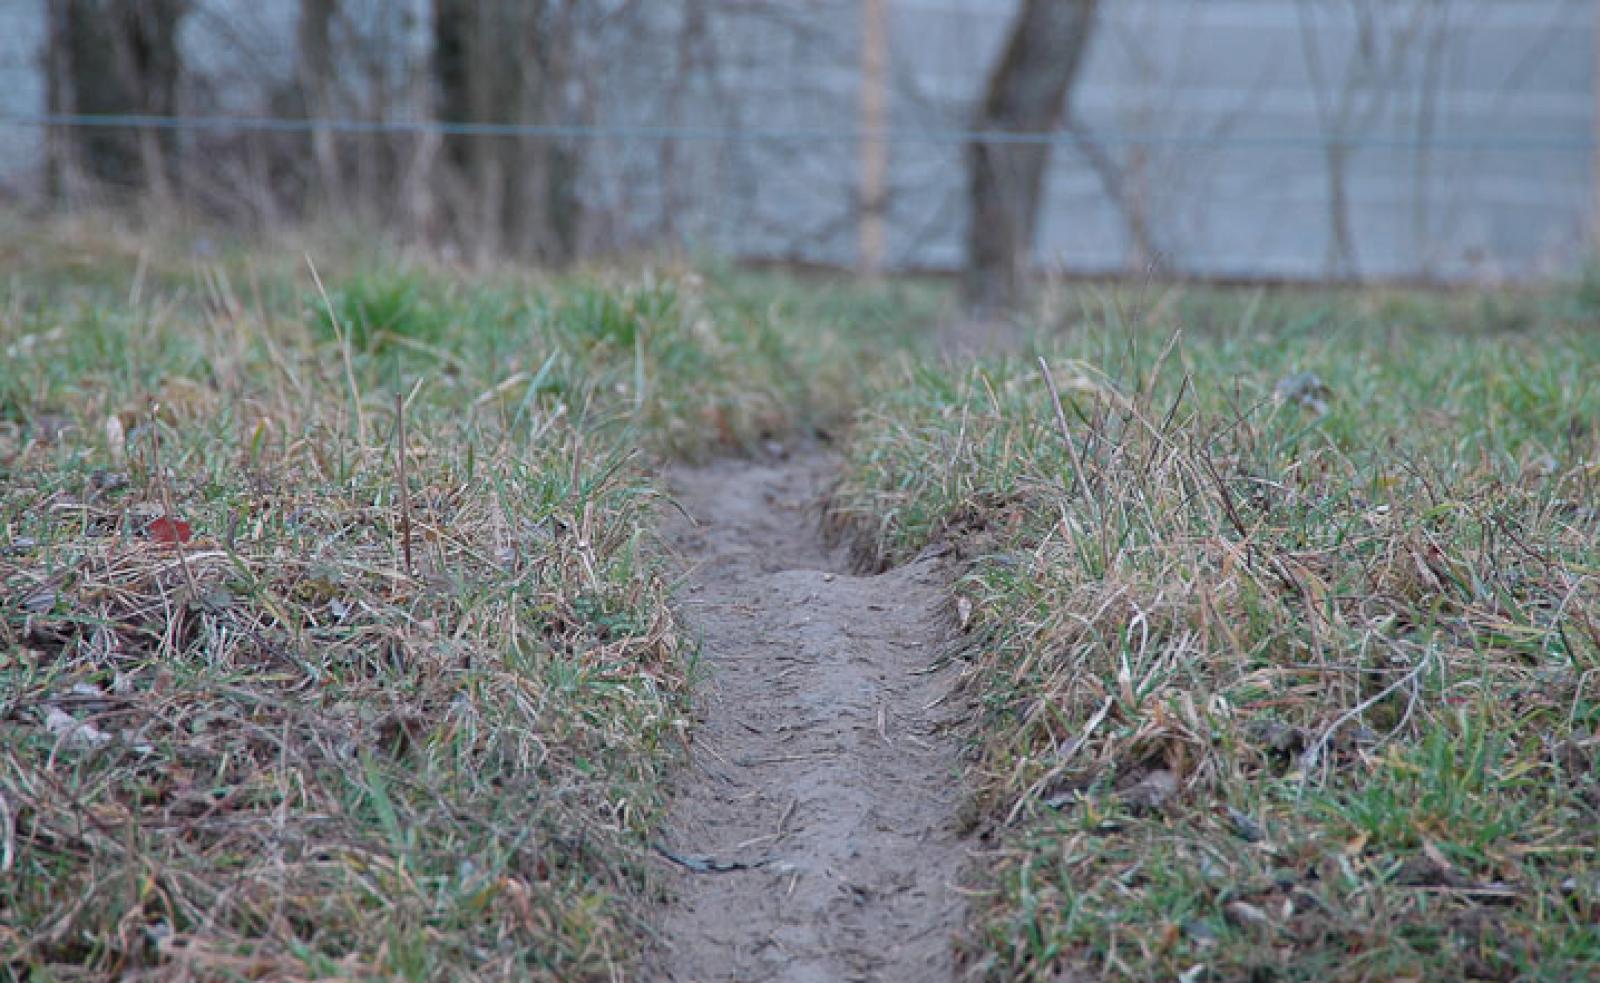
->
<box><xmin>305</xmin><ymin>254</ymin><xmax>367</xmax><ymax>443</ymax></box>
<box><xmin>1298</xmin><ymin>644</ymin><xmax>1434</xmax><ymax>792</ymax></box>
<box><xmin>395</xmin><ymin>392</ymin><xmax>414</xmax><ymax>574</ymax></box>
<box><xmin>146</xmin><ymin>401</ymin><xmax>199</xmax><ymax>600</ymax></box>
<box><xmin>1037</xmin><ymin>356</ymin><xmax>1087</xmax><ymax>500</ymax></box>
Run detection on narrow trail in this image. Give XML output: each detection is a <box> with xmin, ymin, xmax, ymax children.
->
<box><xmin>649</xmin><ymin>452</ymin><xmax>970</xmax><ymax>983</ymax></box>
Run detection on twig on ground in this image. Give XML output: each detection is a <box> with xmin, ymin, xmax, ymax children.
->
<box><xmin>1299</xmin><ymin>645</ymin><xmax>1433</xmax><ymax>792</ymax></box>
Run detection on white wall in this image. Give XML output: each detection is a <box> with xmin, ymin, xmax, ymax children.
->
<box><xmin>0</xmin><ymin>0</ymin><xmax>1592</xmax><ymax>279</ymax></box>
<box><xmin>0</xmin><ymin>1</ymin><xmax>46</xmax><ymax>195</ymax></box>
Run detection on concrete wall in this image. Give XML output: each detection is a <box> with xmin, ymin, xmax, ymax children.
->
<box><xmin>872</xmin><ymin>0</ymin><xmax>1595</xmax><ymax>279</ymax></box>
<box><xmin>0</xmin><ymin>0</ymin><xmax>1592</xmax><ymax>280</ymax></box>
<box><xmin>0</xmin><ymin>1</ymin><xmax>46</xmax><ymax>195</ymax></box>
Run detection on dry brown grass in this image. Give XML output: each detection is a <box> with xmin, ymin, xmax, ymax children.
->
<box><xmin>832</xmin><ymin>288</ymin><xmax>1600</xmax><ymax>980</ymax></box>
<box><xmin>0</xmin><ymin>235</ymin><xmax>923</xmax><ymax>980</ymax></box>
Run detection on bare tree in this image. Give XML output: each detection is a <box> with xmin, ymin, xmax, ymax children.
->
<box><xmin>46</xmin><ymin>0</ymin><xmax>191</xmax><ymax>201</ymax></box>
<box><xmin>433</xmin><ymin>0</ymin><xmax>586</xmax><ymax>265</ymax></box>
<box><xmin>1060</xmin><ymin>0</ymin><xmax>1276</xmax><ymax>277</ymax></box>
<box><xmin>1297</xmin><ymin>0</ymin><xmax>1441</xmax><ymax>279</ymax></box>
<box><xmin>962</xmin><ymin>0</ymin><xmax>1098</xmax><ymax>314</ymax></box>
<box><xmin>297</xmin><ymin>0</ymin><xmax>341</xmax><ymax>202</ymax></box>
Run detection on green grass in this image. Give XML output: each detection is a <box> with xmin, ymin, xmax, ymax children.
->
<box><xmin>8</xmin><ymin>217</ymin><xmax>1599</xmax><ymax>981</ymax></box>
<box><xmin>0</xmin><ymin>231</ymin><xmax>918</xmax><ymax>980</ymax></box>
<box><xmin>832</xmin><ymin>283</ymin><xmax>1600</xmax><ymax>981</ymax></box>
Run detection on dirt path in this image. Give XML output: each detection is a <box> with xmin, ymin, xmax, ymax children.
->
<box><xmin>649</xmin><ymin>452</ymin><xmax>970</xmax><ymax>983</ymax></box>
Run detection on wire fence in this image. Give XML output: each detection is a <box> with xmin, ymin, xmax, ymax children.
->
<box><xmin>2</xmin><ymin>0</ymin><xmax>1595</xmax><ymax>281</ymax></box>
<box><xmin>3</xmin><ymin>112</ymin><xmax>1595</xmax><ymax>153</ymax></box>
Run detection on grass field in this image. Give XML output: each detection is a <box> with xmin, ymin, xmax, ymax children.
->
<box><xmin>834</xmin><ymin>285</ymin><xmax>1600</xmax><ymax>980</ymax></box>
<box><xmin>3</xmin><ymin>222</ymin><xmax>1598</xmax><ymax>981</ymax></box>
<box><xmin>0</xmin><ymin>226</ymin><xmax>924</xmax><ymax>980</ymax></box>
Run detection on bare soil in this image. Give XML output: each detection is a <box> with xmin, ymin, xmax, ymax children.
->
<box><xmin>648</xmin><ymin>451</ymin><xmax>971</xmax><ymax>983</ymax></box>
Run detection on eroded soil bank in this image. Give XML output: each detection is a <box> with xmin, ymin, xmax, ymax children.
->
<box><xmin>649</xmin><ymin>452</ymin><xmax>970</xmax><ymax>983</ymax></box>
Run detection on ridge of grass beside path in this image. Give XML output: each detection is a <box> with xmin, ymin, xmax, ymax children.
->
<box><xmin>832</xmin><ymin>285</ymin><xmax>1600</xmax><ymax>981</ymax></box>
<box><xmin>0</xmin><ymin>226</ymin><xmax>935</xmax><ymax>981</ymax></box>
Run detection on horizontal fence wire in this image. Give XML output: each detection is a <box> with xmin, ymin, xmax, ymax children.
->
<box><xmin>2</xmin><ymin>112</ymin><xmax>1595</xmax><ymax>153</ymax></box>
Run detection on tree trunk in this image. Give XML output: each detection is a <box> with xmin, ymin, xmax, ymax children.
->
<box><xmin>297</xmin><ymin>0</ymin><xmax>340</xmax><ymax>202</ymax></box>
<box><xmin>433</xmin><ymin>0</ymin><xmax>500</xmax><ymax>258</ymax></box>
<box><xmin>963</xmin><ymin>0</ymin><xmax>1098</xmax><ymax>314</ymax></box>
<box><xmin>432</xmin><ymin>0</ymin><xmax>580</xmax><ymax>265</ymax></box>
<box><xmin>47</xmin><ymin>0</ymin><xmax>188</xmax><ymax>199</ymax></box>
<box><xmin>431</xmin><ymin>0</ymin><xmax>473</xmax><ymax>178</ymax></box>
<box><xmin>514</xmin><ymin>10</ymin><xmax>580</xmax><ymax>264</ymax></box>
<box><xmin>1325</xmin><ymin>140</ymin><xmax>1358</xmax><ymax>279</ymax></box>
<box><xmin>43</xmin><ymin>3</ymin><xmax>72</xmax><ymax>200</ymax></box>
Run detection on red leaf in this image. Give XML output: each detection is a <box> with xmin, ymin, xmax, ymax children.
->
<box><xmin>147</xmin><ymin>516</ymin><xmax>193</xmax><ymax>544</ymax></box>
